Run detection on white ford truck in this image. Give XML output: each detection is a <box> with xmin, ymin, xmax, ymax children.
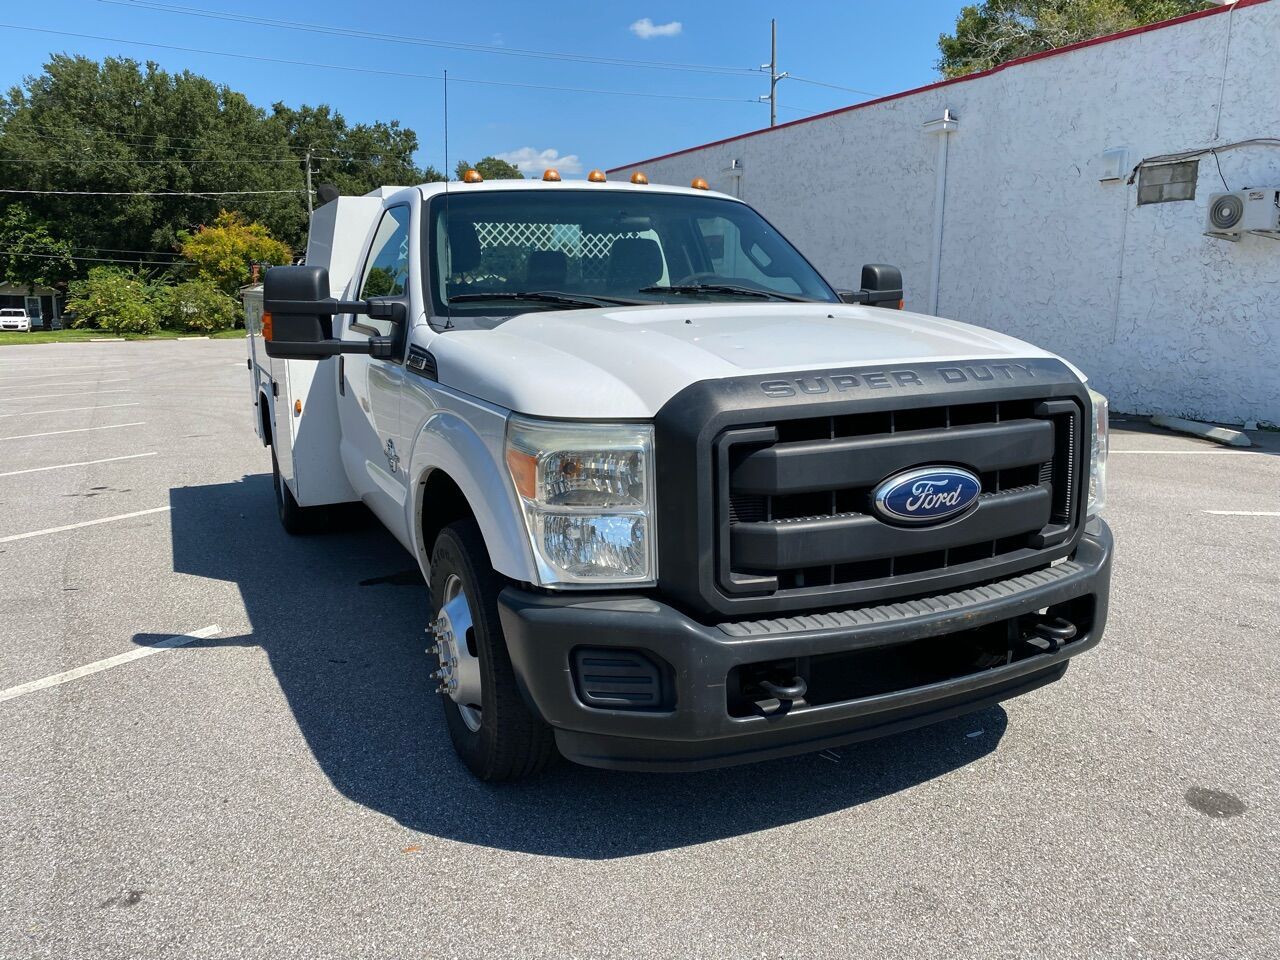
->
<box><xmin>247</xmin><ymin>172</ymin><xmax>1112</xmax><ymax>780</ymax></box>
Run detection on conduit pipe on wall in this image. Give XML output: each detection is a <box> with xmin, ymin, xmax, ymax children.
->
<box><xmin>923</xmin><ymin>109</ymin><xmax>959</xmax><ymax>316</ymax></box>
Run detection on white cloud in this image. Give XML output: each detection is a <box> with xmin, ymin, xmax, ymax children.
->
<box><xmin>493</xmin><ymin>147</ymin><xmax>584</xmax><ymax>176</ymax></box>
<box><xmin>629</xmin><ymin>17</ymin><xmax>682</xmax><ymax>39</ymax></box>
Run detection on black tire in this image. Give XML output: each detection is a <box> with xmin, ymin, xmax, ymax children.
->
<box><xmin>430</xmin><ymin>519</ymin><xmax>557</xmax><ymax>781</ymax></box>
<box><xmin>270</xmin><ymin>447</ymin><xmax>324</xmax><ymax>535</ymax></box>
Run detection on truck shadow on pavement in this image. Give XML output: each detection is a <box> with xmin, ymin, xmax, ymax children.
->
<box><xmin>137</xmin><ymin>475</ymin><xmax>1008</xmax><ymax>860</ymax></box>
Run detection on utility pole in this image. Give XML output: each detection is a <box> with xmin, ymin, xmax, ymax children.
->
<box><xmin>304</xmin><ymin>148</ymin><xmax>314</xmax><ymax>214</ymax></box>
<box><xmin>760</xmin><ymin>19</ymin><xmax>789</xmax><ymax>127</ymax></box>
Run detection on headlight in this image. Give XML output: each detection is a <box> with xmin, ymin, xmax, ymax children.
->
<box><xmin>1088</xmin><ymin>388</ymin><xmax>1108</xmax><ymax>517</ymax></box>
<box><xmin>505</xmin><ymin>416</ymin><xmax>656</xmax><ymax>586</ymax></box>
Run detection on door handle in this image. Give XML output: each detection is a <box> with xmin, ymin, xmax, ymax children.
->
<box><xmin>338</xmin><ymin>355</ymin><xmax>345</xmax><ymax>396</ymax></box>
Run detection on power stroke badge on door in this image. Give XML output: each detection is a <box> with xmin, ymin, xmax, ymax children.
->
<box><xmin>872</xmin><ymin>466</ymin><xmax>982</xmax><ymax>525</ymax></box>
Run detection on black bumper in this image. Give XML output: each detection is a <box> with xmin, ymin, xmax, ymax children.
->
<box><xmin>499</xmin><ymin>520</ymin><xmax>1112</xmax><ymax>772</ymax></box>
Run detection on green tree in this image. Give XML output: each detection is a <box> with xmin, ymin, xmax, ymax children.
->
<box><xmin>66</xmin><ymin>266</ymin><xmax>159</xmax><ymax>335</ymax></box>
<box><xmin>0</xmin><ymin>204</ymin><xmax>76</xmax><ymax>293</ymax></box>
<box><xmin>0</xmin><ymin>55</ymin><xmax>436</xmax><ymax>257</ymax></box>
<box><xmin>0</xmin><ymin>56</ymin><xmax>305</xmax><ymax>255</ymax></box>
<box><xmin>938</xmin><ymin>0</ymin><xmax>1213</xmax><ymax>77</ymax></box>
<box><xmin>178</xmin><ymin>210</ymin><xmax>292</xmax><ymax>293</ymax></box>
<box><xmin>269</xmin><ymin>103</ymin><xmax>439</xmax><ymax>201</ymax></box>
<box><xmin>154</xmin><ymin>278</ymin><xmax>239</xmax><ymax>332</ymax></box>
<box><xmin>454</xmin><ymin>156</ymin><xmax>524</xmax><ymax>181</ymax></box>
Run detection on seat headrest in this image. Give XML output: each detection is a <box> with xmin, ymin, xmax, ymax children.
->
<box><xmin>445</xmin><ymin>219</ymin><xmax>482</xmax><ymax>275</ymax></box>
<box><xmin>525</xmin><ymin>250</ymin><xmax>568</xmax><ymax>290</ymax></box>
<box><xmin>606</xmin><ymin>237</ymin><xmax>664</xmax><ymax>289</ymax></box>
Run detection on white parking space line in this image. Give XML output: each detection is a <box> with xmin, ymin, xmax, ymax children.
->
<box><xmin>1111</xmin><ymin>450</ymin><xmax>1271</xmax><ymax>456</ymax></box>
<box><xmin>0</xmin><ymin>389</ymin><xmax>132</xmax><ymax>402</ymax></box>
<box><xmin>0</xmin><ymin>368</ymin><xmax>131</xmax><ymax>376</ymax></box>
<box><xmin>0</xmin><ymin>452</ymin><xmax>157</xmax><ymax>477</ymax></box>
<box><xmin>0</xmin><ymin>402</ymin><xmax>141</xmax><ymax>419</ymax></box>
<box><xmin>0</xmin><ymin>372</ymin><xmax>128</xmax><ymax>382</ymax></box>
<box><xmin>0</xmin><ymin>506</ymin><xmax>170</xmax><ymax>543</ymax></box>
<box><xmin>0</xmin><ymin>378</ymin><xmax>131</xmax><ymax>390</ymax></box>
<box><xmin>0</xmin><ymin>421</ymin><xmax>145</xmax><ymax>441</ymax></box>
<box><xmin>1202</xmin><ymin>510</ymin><xmax>1280</xmax><ymax>517</ymax></box>
<box><xmin>0</xmin><ymin>625</ymin><xmax>221</xmax><ymax>704</ymax></box>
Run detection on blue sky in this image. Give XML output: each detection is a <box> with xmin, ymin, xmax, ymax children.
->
<box><xmin>0</xmin><ymin>0</ymin><xmax>964</xmax><ymax>175</ymax></box>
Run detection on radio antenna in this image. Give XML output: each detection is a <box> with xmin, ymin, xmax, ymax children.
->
<box><xmin>441</xmin><ymin>69</ymin><xmax>453</xmax><ymax>330</ymax></box>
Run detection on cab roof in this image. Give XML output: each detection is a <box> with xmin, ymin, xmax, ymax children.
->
<box><xmin>409</xmin><ymin>178</ymin><xmax>740</xmax><ymax>203</ymax></box>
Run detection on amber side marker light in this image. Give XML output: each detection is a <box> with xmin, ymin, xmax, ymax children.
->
<box><xmin>293</xmin><ymin>399</ymin><xmax>302</xmax><ymax>416</ymax></box>
<box><xmin>505</xmin><ymin>447</ymin><xmax>537</xmax><ymax>500</ymax></box>
<box><xmin>630</xmin><ymin>171</ymin><xmax>648</xmax><ymax>185</ymax></box>
<box><xmin>542</xmin><ymin>168</ymin><xmax>561</xmax><ymax>182</ymax></box>
<box><xmin>587</xmin><ymin>169</ymin><xmax>607</xmax><ymax>182</ymax></box>
<box><xmin>261</xmin><ymin>310</ymin><xmax>273</xmax><ymax>341</ymax></box>
<box><xmin>691</xmin><ymin>177</ymin><xmax>709</xmax><ymax>190</ymax></box>
<box><xmin>462</xmin><ymin>168</ymin><xmax>483</xmax><ymax>183</ymax></box>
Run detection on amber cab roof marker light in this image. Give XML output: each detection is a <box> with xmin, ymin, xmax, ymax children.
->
<box><xmin>691</xmin><ymin>177</ymin><xmax>710</xmax><ymax>190</ymax></box>
<box><xmin>542</xmin><ymin>169</ymin><xmax>561</xmax><ymax>182</ymax></box>
<box><xmin>587</xmin><ymin>169</ymin><xmax>607</xmax><ymax>183</ymax></box>
<box><xmin>462</xmin><ymin>168</ymin><xmax>483</xmax><ymax>183</ymax></box>
<box><xmin>630</xmin><ymin>171</ymin><xmax>649</xmax><ymax>185</ymax></box>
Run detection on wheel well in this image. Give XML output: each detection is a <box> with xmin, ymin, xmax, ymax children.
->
<box><xmin>420</xmin><ymin>469</ymin><xmax>474</xmax><ymax>557</ymax></box>
<box><xmin>258</xmin><ymin>392</ymin><xmax>272</xmax><ymax>446</ymax></box>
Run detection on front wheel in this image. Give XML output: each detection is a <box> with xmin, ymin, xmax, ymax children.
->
<box><xmin>428</xmin><ymin>519</ymin><xmax>557</xmax><ymax>781</ymax></box>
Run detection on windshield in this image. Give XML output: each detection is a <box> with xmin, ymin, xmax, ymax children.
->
<box><xmin>426</xmin><ymin>189</ymin><xmax>837</xmax><ymax>318</ymax></box>
<box><xmin>0</xmin><ymin>309</ymin><xmax>25</xmax><ymax>316</ymax></box>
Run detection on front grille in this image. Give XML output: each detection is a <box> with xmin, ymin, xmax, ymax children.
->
<box><xmin>652</xmin><ymin>357</ymin><xmax>1091</xmax><ymax>618</ymax></box>
<box><xmin>716</xmin><ymin>397</ymin><xmax>1082</xmax><ymax>600</ymax></box>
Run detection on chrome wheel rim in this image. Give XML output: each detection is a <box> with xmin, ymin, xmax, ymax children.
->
<box><xmin>432</xmin><ymin>574</ymin><xmax>483</xmax><ymax>732</ymax></box>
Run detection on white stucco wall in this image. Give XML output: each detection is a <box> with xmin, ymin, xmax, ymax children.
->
<box><xmin>613</xmin><ymin>0</ymin><xmax>1280</xmax><ymax>425</ymax></box>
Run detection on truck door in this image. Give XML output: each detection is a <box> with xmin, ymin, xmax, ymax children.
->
<box><xmin>337</xmin><ymin>205</ymin><xmax>412</xmax><ymax>530</ymax></box>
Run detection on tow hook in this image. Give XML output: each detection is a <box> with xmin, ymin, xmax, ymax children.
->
<box><xmin>1026</xmin><ymin>616</ymin><xmax>1077</xmax><ymax>653</ymax></box>
<box><xmin>760</xmin><ymin>676</ymin><xmax>808</xmax><ymax>702</ymax></box>
<box><xmin>755</xmin><ymin>676</ymin><xmax>808</xmax><ymax>716</ymax></box>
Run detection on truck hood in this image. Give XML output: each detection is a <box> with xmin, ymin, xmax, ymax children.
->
<box><xmin>430</xmin><ymin>302</ymin><xmax>1076</xmax><ymax>419</ymax></box>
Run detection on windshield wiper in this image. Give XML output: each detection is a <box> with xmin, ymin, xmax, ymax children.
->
<box><xmin>447</xmin><ymin>291</ymin><xmax>646</xmax><ymax>309</ymax></box>
<box><xmin>638</xmin><ymin>283</ymin><xmax>813</xmax><ymax>303</ymax></box>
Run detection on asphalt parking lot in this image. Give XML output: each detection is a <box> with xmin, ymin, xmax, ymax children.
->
<box><xmin>1</xmin><ymin>339</ymin><xmax>1277</xmax><ymax>959</ymax></box>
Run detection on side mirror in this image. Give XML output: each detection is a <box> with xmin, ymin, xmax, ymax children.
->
<box><xmin>839</xmin><ymin>263</ymin><xmax>904</xmax><ymax>309</ymax></box>
<box><xmin>262</xmin><ymin>265</ymin><xmax>400</xmax><ymax>360</ymax></box>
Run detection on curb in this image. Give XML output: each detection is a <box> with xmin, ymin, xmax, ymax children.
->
<box><xmin>1150</xmin><ymin>415</ymin><xmax>1253</xmax><ymax>448</ymax></box>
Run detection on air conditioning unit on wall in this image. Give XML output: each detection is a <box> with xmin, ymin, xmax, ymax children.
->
<box><xmin>1205</xmin><ymin>188</ymin><xmax>1280</xmax><ymax>241</ymax></box>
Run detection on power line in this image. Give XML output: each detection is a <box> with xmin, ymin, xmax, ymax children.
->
<box><xmin>786</xmin><ymin>74</ymin><xmax>880</xmax><ymax>97</ymax></box>
<box><xmin>102</xmin><ymin>0</ymin><xmax>761</xmax><ymax>78</ymax></box>
<box><xmin>0</xmin><ymin>247</ymin><xmax>178</xmax><ymax>266</ymax></box>
<box><xmin>0</xmin><ymin>187</ymin><xmax>303</xmax><ymax>196</ymax></box>
<box><xmin>0</xmin><ymin>156</ymin><xmax>304</xmax><ymax>164</ymax></box>
<box><xmin>4</xmin><ymin>127</ymin><xmax>308</xmax><ymax>160</ymax></box>
<box><xmin>0</xmin><ymin>24</ymin><xmax>761</xmax><ymax>106</ymax></box>
<box><xmin>11</xmin><ymin>122</ymin><xmax>414</xmax><ymax>161</ymax></box>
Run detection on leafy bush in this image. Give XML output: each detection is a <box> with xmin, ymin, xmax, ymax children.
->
<box><xmin>179</xmin><ymin>211</ymin><xmax>292</xmax><ymax>293</ymax></box>
<box><xmin>66</xmin><ymin>267</ymin><xmax>159</xmax><ymax>336</ymax></box>
<box><xmin>154</xmin><ymin>279</ymin><xmax>239</xmax><ymax>332</ymax></box>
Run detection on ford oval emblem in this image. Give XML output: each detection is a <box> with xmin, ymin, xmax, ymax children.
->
<box><xmin>872</xmin><ymin>466</ymin><xmax>981</xmax><ymax>525</ymax></box>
